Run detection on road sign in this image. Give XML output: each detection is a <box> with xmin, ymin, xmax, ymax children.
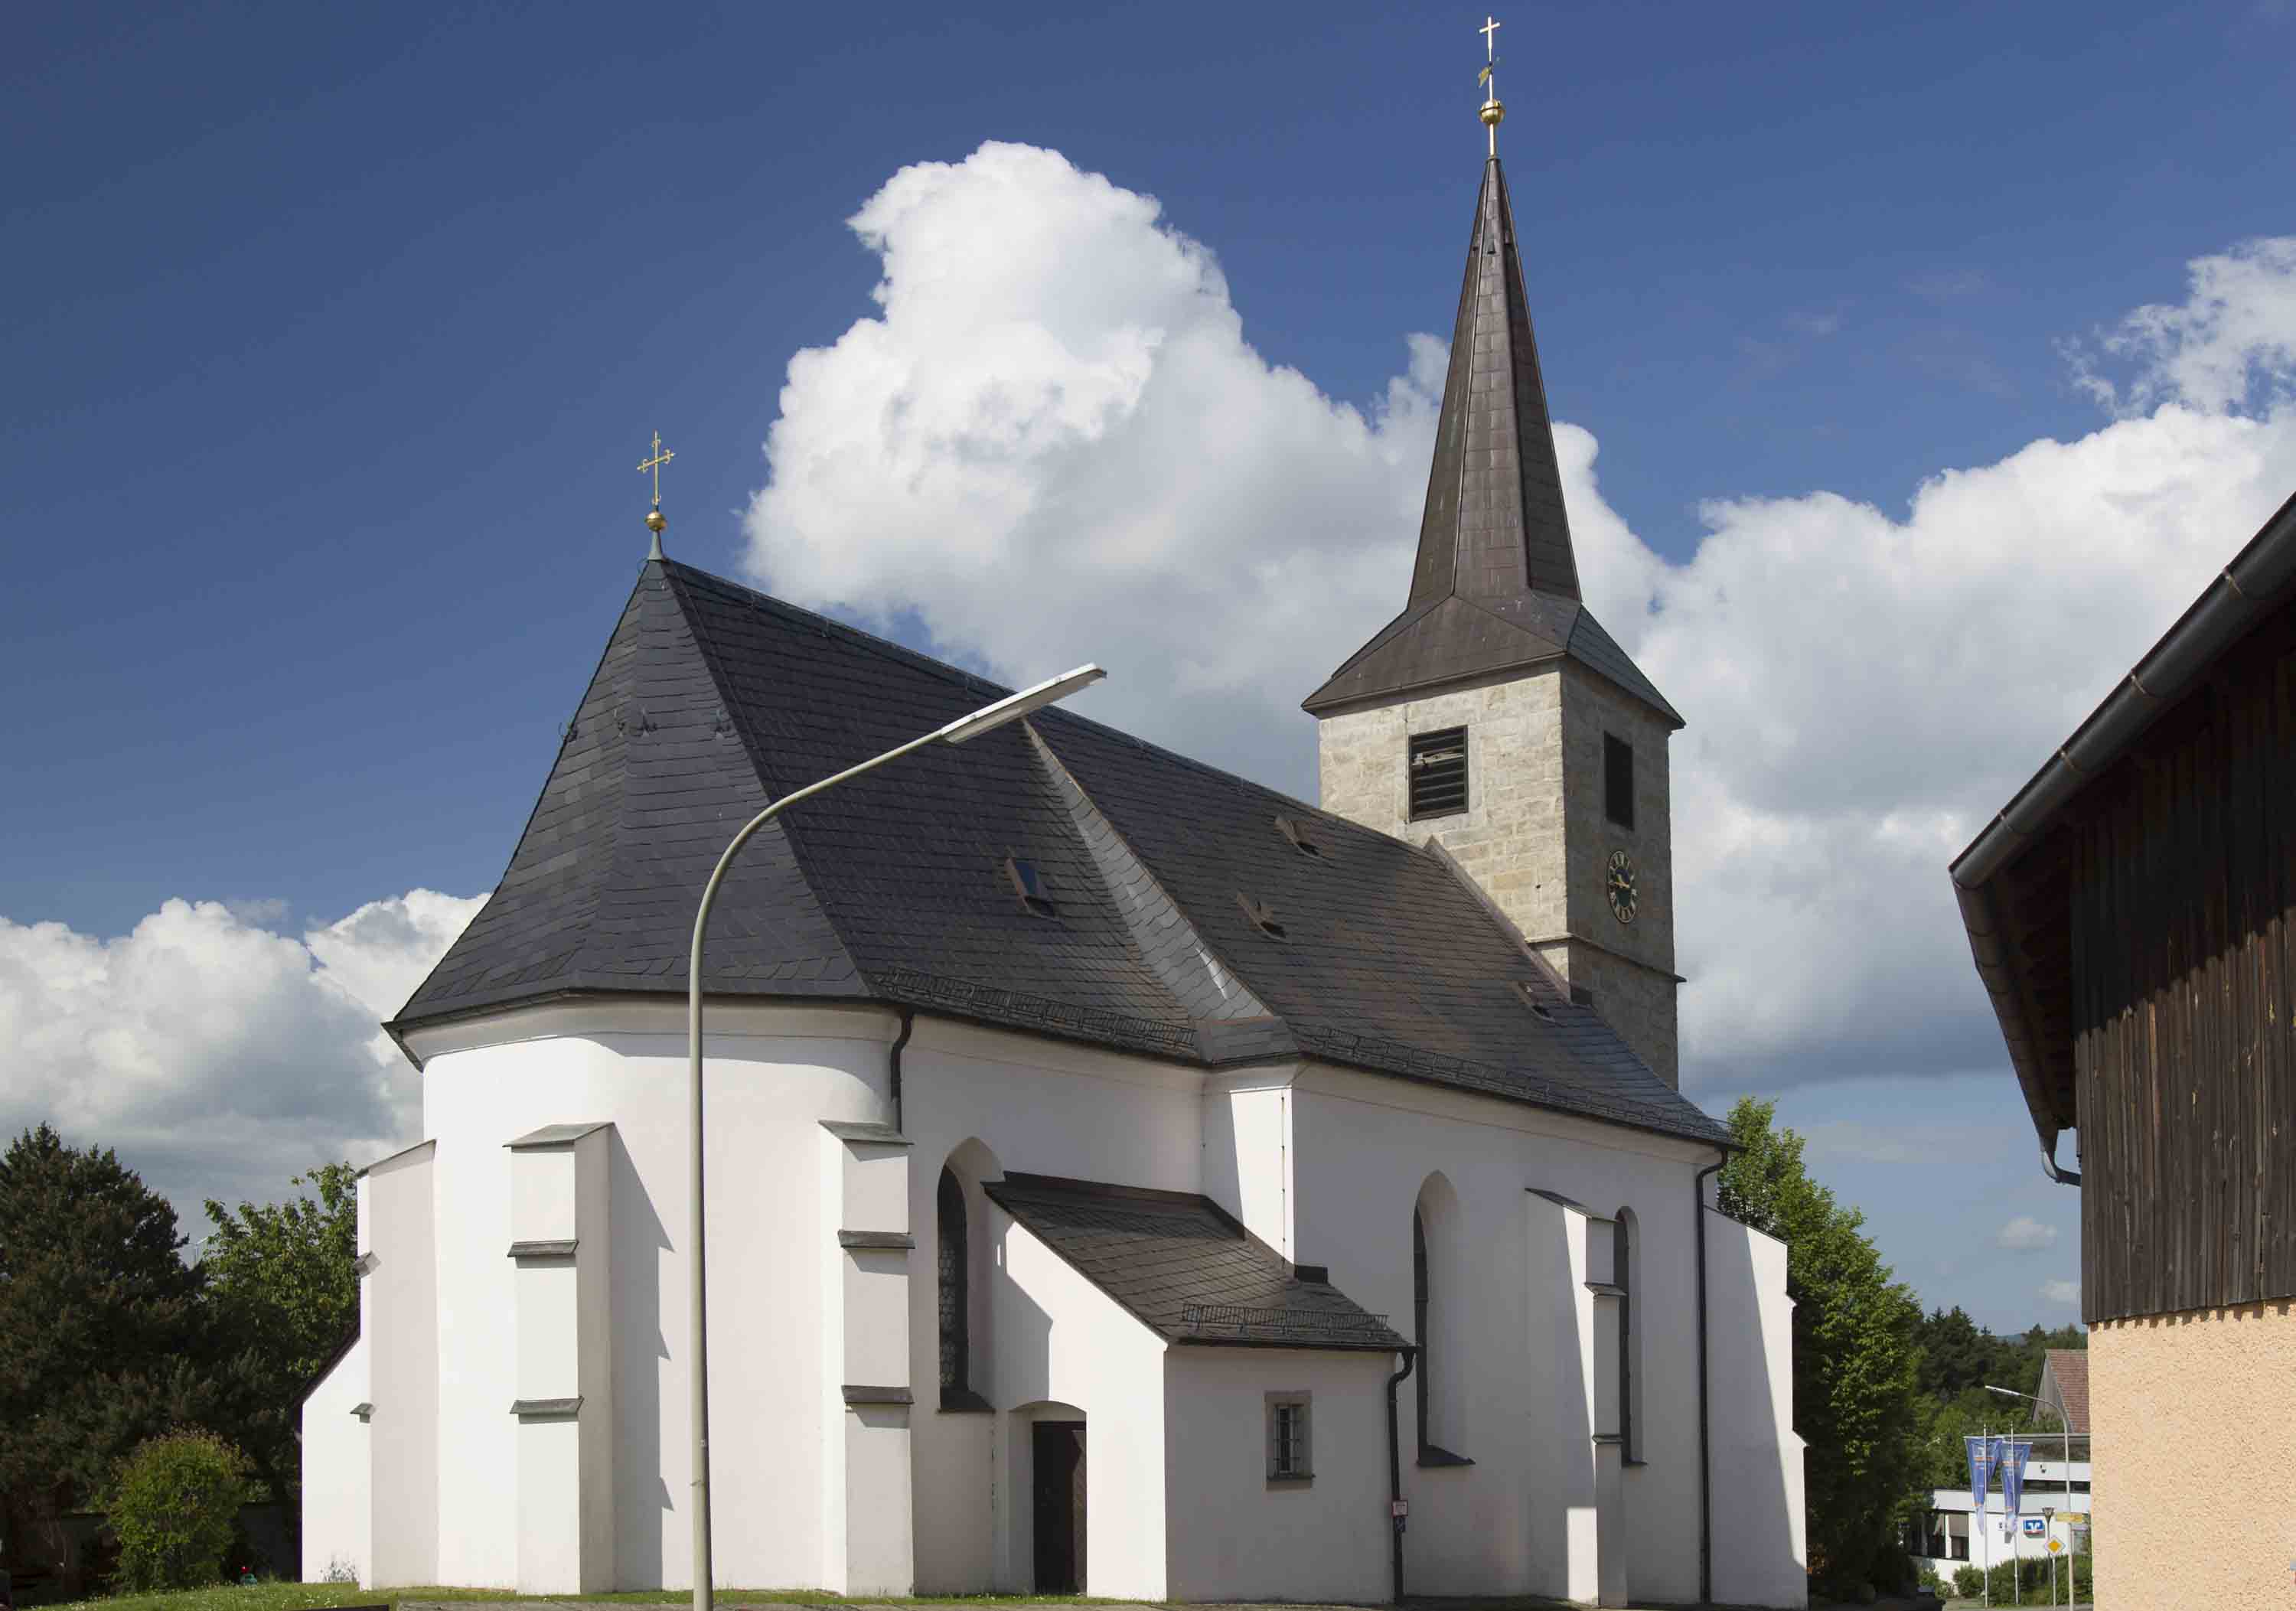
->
<box><xmin>2049</xmin><ymin>1539</ymin><xmax>2063</xmax><ymax>1554</ymax></box>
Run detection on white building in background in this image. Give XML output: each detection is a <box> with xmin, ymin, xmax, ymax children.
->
<box><xmin>298</xmin><ymin>132</ymin><xmax>1805</xmax><ymax>1609</ymax></box>
<box><xmin>1913</xmin><ymin>1453</ymin><xmax>2093</xmax><ymax>1578</ymax></box>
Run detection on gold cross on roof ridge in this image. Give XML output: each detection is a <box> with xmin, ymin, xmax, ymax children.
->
<box><xmin>638</xmin><ymin>430</ymin><xmax>675</xmax><ymax>510</ymax></box>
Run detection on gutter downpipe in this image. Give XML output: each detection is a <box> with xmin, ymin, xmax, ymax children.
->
<box><xmin>1386</xmin><ymin>1345</ymin><xmax>1419</xmax><ymax>1603</ymax></box>
<box><xmin>2040</xmin><ymin>1137</ymin><xmax>2082</xmax><ymax>1188</ymax></box>
<box><xmin>889</xmin><ymin>1008</ymin><xmax>915</xmax><ymax>1130</ymax></box>
<box><xmin>1694</xmin><ymin>1152</ymin><xmax>1726</xmax><ymax>1607</ymax></box>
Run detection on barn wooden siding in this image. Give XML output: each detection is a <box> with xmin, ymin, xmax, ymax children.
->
<box><xmin>2072</xmin><ymin>630</ymin><xmax>2296</xmax><ymax>1323</ymax></box>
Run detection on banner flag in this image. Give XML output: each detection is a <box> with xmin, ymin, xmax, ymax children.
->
<box><xmin>2000</xmin><ymin>1439</ymin><xmax>2033</xmax><ymax>1521</ymax></box>
<box><xmin>1965</xmin><ymin>1435</ymin><xmax>1994</xmax><ymax>1515</ymax></box>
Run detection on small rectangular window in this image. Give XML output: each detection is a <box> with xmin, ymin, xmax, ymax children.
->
<box><xmin>1408</xmin><ymin>727</ymin><xmax>1469</xmax><ymax>820</ymax></box>
<box><xmin>1266</xmin><ymin>1393</ymin><xmax>1312</xmax><ymax>1482</ymax></box>
<box><xmin>1603</xmin><ymin>733</ymin><xmax>1634</xmax><ymax>830</ymax></box>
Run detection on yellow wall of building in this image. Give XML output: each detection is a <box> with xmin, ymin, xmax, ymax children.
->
<box><xmin>2092</xmin><ymin>1300</ymin><xmax>2296</xmax><ymax>1609</ymax></box>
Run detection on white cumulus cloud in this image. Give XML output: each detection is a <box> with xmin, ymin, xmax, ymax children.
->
<box><xmin>1997</xmin><ymin>1215</ymin><xmax>2060</xmax><ymax>1253</ymax></box>
<box><xmin>742</xmin><ymin>140</ymin><xmax>2296</xmax><ymax>1096</ymax></box>
<box><xmin>744</xmin><ymin>141</ymin><xmax>1440</xmax><ymax>781</ymax></box>
<box><xmin>2041</xmin><ymin>1279</ymin><xmax>2082</xmax><ymax>1307</ymax></box>
<box><xmin>0</xmin><ymin>891</ymin><xmax>481</xmax><ymax>1232</ymax></box>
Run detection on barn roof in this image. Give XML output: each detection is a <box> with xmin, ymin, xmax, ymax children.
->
<box><xmin>1949</xmin><ymin>488</ymin><xmax>2296</xmax><ymax>1156</ymax></box>
<box><xmin>391</xmin><ymin>556</ymin><xmax>1727</xmax><ymax>1149</ymax></box>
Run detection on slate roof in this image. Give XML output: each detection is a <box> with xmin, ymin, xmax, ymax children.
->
<box><xmin>394</xmin><ymin>556</ymin><xmax>1726</xmax><ymax>1146</ymax></box>
<box><xmin>1302</xmin><ymin>157</ymin><xmax>1679</xmax><ymax>726</ymax></box>
<box><xmin>984</xmin><ymin>1173</ymin><xmax>1407</xmax><ymax>1351</ymax></box>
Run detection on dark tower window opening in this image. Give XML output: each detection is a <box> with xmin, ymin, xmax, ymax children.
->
<box><xmin>1409</xmin><ymin>728</ymin><xmax>1469</xmax><ymax>820</ymax></box>
<box><xmin>937</xmin><ymin>1167</ymin><xmax>970</xmax><ymax>1397</ymax></box>
<box><xmin>1604</xmin><ymin>733</ymin><xmax>1635</xmax><ymax>830</ymax></box>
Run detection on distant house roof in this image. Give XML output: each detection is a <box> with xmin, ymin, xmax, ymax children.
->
<box><xmin>1949</xmin><ymin>489</ymin><xmax>2296</xmax><ymax>1153</ymax></box>
<box><xmin>2038</xmin><ymin>1348</ymin><xmax>2090</xmax><ymax>1435</ymax></box>
<box><xmin>984</xmin><ymin>1172</ymin><xmax>1407</xmax><ymax>1352</ymax></box>
<box><xmin>390</xmin><ymin>557</ymin><xmax>1727</xmax><ymax>1150</ymax></box>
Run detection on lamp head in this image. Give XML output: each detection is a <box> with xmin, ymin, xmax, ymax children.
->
<box><xmin>937</xmin><ymin>665</ymin><xmax>1107</xmax><ymax>744</ymax></box>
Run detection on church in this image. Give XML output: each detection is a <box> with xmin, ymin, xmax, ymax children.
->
<box><xmin>299</xmin><ymin>94</ymin><xmax>1806</xmax><ymax>1611</ymax></box>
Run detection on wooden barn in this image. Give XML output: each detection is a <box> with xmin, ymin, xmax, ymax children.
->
<box><xmin>1950</xmin><ymin>488</ymin><xmax>2296</xmax><ymax>1609</ymax></box>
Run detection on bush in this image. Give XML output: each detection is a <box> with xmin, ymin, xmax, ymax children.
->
<box><xmin>109</xmin><ymin>1430</ymin><xmax>248</xmax><ymax>1590</ymax></box>
<box><xmin>1952</xmin><ymin>1563</ymin><xmax>1984</xmax><ymax>1597</ymax></box>
<box><xmin>1975</xmin><ymin>1548</ymin><xmax>2091</xmax><ymax>1603</ymax></box>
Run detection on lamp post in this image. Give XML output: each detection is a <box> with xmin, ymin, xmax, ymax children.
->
<box><xmin>685</xmin><ymin>665</ymin><xmax>1106</xmax><ymax>1611</ymax></box>
<box><xmin>1987</xmin><ymin>1384</ymin><xmax>2074</xmax><ymax>1606</ymax></box>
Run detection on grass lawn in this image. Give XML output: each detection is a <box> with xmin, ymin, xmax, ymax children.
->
<box><xmin>40</xmin><ymin>1587</ymin><xmax>1159</xmax><ymax>1611</ymax></box>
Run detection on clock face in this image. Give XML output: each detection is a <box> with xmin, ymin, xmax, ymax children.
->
<box><xmin>1606</xmin><ymin>849</ymin><xmax>1639</xmax><ymax>925</ymax></box>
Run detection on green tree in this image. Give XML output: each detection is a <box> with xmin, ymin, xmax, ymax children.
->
<box><xmin>0</xmin><ymin>1127</ymin><xmax>210</xmax><ymax>1571</ymax></box>
<box><xmin>109</xmin><ymin>1430</ymin><xmax>248</xmax><ymax>1590</ymax></box>
<box><xmin>1718</xmin><ymin>1098</ymin><xmax>1925</xmax><ymax>1596</ymax></box>
<box><xmin>201</xmin><ymin>1163</ymin><xmax>358</xmax><ymax>1537</ymax></box>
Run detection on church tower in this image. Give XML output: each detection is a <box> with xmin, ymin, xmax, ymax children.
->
<box><xmin>1303</xmin><ymin>150</ymin><xmax>1684</xmax><ymax>1086</ymax></box>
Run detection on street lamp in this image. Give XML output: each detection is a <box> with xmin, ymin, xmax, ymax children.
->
<box><xmin>684</xmin><ymin>665</ymin><xmax>1106</xmax><ymax>1611</ymax></box>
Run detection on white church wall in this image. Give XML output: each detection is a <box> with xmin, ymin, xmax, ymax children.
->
<box><xmin>409</xmin><ymin>999</ymin><xmax>902</xmax><ymax>1593</ymax></box>
<box><xmin>298</xmin><ymin>1332</ymin><xmax>369</xmax><ymax>1584</ymax></box>
<box><xmin>899</xmin><ymin>1019</ymin><xmax>1204</xmax><ymax>1594</ymax></box>
<box><xmin>1287</xmin><ymin>1061</ymin><xmax>1717</xmax><ymax>1606</ymax></box>
<box><xmin>820</xmin><ymin>1123</ymin><xmax>915</xmax><ymax>1596</ymax></box>
<box><xmin>1705</xmin><ymin>1208</ymin><xmax>1808</xmax><ymax>1609</ymax></box>
<box><xmin>1200</xmin><ymin>1071</ymin><xmax>1296</xmax><ymax>1257</ymax></box>
<box><xmin>1160</xmin><ymin>1347</ymin><xmax>1391</xmax><ymax>1603</ymax></box>
<box><xmin>505</xmin><ymin>1125</ymin><xmax>615</xmax><ymax>1593</ymax></box>
<box><xmin>363</xmin><ymin>1140</ymin><xmax>439</xmax><ymax>1588</ymax></box>
<box><xmin>989</xmin><ymin>1205</ymin><xmax>1170</xmax><ymax>1600</ymax></box>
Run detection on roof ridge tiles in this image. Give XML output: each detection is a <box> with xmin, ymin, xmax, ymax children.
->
<box><xmin>654</xmin><ymin>559</ymin><xmax>870</xmax><ymax>983</ymax></box>
<box><xmin>657</xmin><ymin>556</ymin><xmax>1011</xmax><ymax>706</ymax></box>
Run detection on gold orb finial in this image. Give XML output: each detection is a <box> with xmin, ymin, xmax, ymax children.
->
<box><xmin>646</xmin><ymin>507</ymin><xmax>667</xmax><ymax>534</ymax></box>
<box><xmin>1480</xmin><ymin>98</ymin><xmax>1505</xmax><ymax>129</ymax></box>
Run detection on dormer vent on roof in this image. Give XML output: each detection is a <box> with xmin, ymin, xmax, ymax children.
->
<box><xmin>1273</xmin><ymin>814</ymin><xmax>1322</xmax><ymax>858</ymax></box>
<box><xmin>1236</xmin><ymin>892</ymin><xmax>1287</xmax><ymax>941</ymax></box>
<box><xmin>1003</xmin><ymin>856</ymin><xmax>1056</xmax><ymax>919</ymax></box>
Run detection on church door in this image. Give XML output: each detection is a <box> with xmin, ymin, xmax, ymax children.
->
<box><xmin>1031</xmin><ymin>1420</ymin><xmax>1087</xmax><ymax>1593</ymax></box>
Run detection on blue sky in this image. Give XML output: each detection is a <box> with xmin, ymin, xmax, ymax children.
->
<box><xmin>8</xmin><ymin>1</ymin><xmax>2296</xmax><ymax>1332</ymax></box>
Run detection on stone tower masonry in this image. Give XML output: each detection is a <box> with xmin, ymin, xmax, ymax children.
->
<box><xmin>1302</xmin><ymin>156</ymin><xmax>1684</xmax><ymax>1086</ymax></box>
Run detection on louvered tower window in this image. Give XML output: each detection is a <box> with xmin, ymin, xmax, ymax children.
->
<box><xmin>937</xmin><ymin>1167</ymin><xmax>968</xmax><ymax>1394</ymax></box>
<box><xmin>1408</xmin><ymin>727</ymin><xmax>1469</xmax><ymax>820</ymax></box>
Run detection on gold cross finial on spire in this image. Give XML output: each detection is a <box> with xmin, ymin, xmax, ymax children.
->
<box><xmin>1477</xmin><ymin>15</ymin><xmax>1505</xmax><ymax>156</ymax></box>
<box><xmin>638</xmin><ymin>430</ymin><xmax>675</xmax><ymax>557</ymax></box>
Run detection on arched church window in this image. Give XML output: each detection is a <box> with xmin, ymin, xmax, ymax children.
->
<box><xmin>938</xmin><ymin>1166</ymin><xmax>969</xmax><ymax>1397</ymax></box>
<box><xmin>1413</xmin><ymin>1207</ymin><xmax>1430</xmax><ymax>1450</ymax></box>
<box><xmin>1412</xmin><ymin>1204</ymin><xmax>1472</xmax><ymax>1466</ymax></box>
<box><xmin>1614</xmin><ymin>1208</ymin><xmax>1638</xmax><ymax>1463</ymax></box>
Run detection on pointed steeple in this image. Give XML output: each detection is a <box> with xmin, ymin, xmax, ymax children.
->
<box><xmin>1303</xmin><ymin>157</ymin><xmax>1678</xmax><ymax>725</ymax></box>
<box><xmin>1411</xmin><ymin>156</ymin><xmax>1580</xmax><ymax>607</ymax></box>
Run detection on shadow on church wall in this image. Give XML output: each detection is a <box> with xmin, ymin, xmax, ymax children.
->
<box><xmin>1523</xmin><ymin>1202</ymin><xmax>1592</xmax><ymax>1603</ymax></box>
<box><xmin>611</xmin><ymin>1129</ymin><xmax>672</xmax><ymax>1589</ymax></box>
<box><xmin>1704</xmin><ymin>1210</ymin><xmax>1802</xmax><ymax>1607</ymax></box>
